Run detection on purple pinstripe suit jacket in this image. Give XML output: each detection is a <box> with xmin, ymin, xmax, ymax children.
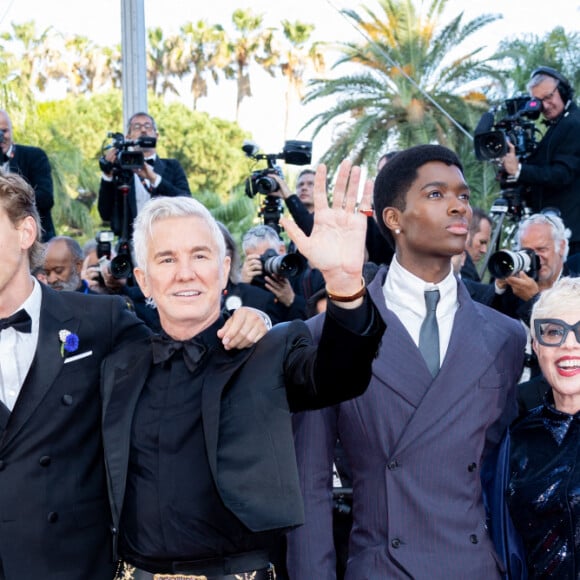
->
<box><xmin>287</xmin><ymin>266</ymin><xmax>525</xmax><ymax>580</ymax></box>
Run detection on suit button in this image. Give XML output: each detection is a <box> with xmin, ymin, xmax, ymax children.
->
<box><xmin>62</xmin><ymin>394</ymin><xmax>73</xmax><ymax>406</ymax></box>
<box><xmin>391</xmin><ymin>538</ymin><xmax>401</xmax><ymax>549</ymax></box>
<box><xmin>0</xmin><ymin>460</ymin><xmax>5</xmax><ymax>471</ymax></box>
<box><xmin>387</xmin><ymin>460</ymin><xmax>399</xmax><ymax>470</ymax></box>
<box><xmin>47</xmin><ymin>512</ymin><xmax>59</xmax><ymax>523</ymax></box>
<box><xmin>39</xmin><ymin>456</ymin><xmax>51</xmax><ymax>467</ymax></box>
<box><xmin>470</xmin><ymin>534</ymin><xmax>478</xmax><ymax>544</ymax></box>
<box><xmin>468</xmin><ymin>462</ymin><xmax>477</xmax><ymax>472</ymax></box>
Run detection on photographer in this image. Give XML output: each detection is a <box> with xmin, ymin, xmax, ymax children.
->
<box><xmin>502</xmin><ymin>67</ymin><xmax>580</xmax><ymax>256</ymax></box>
<box><xmin>240</xmin><ymin>224</ymin><xmax>308</xmax><ymax>322</ymax></box>
<box><xmin>0</xmin><ymin>110</ymin><xmax>55</xmax><ymax>241</ymax></box>
<box><xmin>98</xmin><ymin>112</ymin><xmax>191</xmax><ymax>238</ymax></box>
<box><xmin>492</xmin><ymin>213</ymin><xmax>578</xmax><ymax>380</ymax></box>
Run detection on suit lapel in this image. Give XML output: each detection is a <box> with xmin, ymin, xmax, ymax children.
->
<box><xmin>392</xmin><ymin>283</ymin><xmax>497</xmax><ymax>455</ymax></box>
<box><xmin>201</xmin><ymin>346</ymin><xmax>255</xmax><ymax>481</ymax></box>
<box><xmin>369</xmin><ymin>271</ymin><xmax>434</xmax><ymax>408</ymax></box>
<box><xmin>2</xmin><ymin>287</ymin><xmax>75</xmax><ymax>449</ymax></box>
<box><xmin>102</xmin><ymin>343</ymin><xmax>151</xmax><ymax>519</ymax></box>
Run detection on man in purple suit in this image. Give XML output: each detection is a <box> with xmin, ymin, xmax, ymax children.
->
<box><xmin>287</xmin><ymin>145</ymin><xmax>526</xmax><ymax>579</ymax></box>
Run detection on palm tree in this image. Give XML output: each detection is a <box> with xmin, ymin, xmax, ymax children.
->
<box><xmin>181</xmin><ymin>20</ymin><xmax>229</xmax><ymax>110</ymax></box>
<box><xmin>301</xmin><ymin>0</ymin><xmax>503</xmax><ymax>172</ymax></box>
<box><xmin>492</xmin><ymin>26</ymin><xmax>580</xmax><ymax>97</ymax></box>
<box><xmin>279</xmin><ymin>20</ymin><xmax>325</xmax><ymax>139</ymax></box>
<box><xmin>147</xmin><ymin>27</ymin><xmax>188</xmax><ymax>97</ymax></box>
<box><xmin>224</xmin><ymin>9</ymin><xmax>276</xmax><ymax>121</ymax></box>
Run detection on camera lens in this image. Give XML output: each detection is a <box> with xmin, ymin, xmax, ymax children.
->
<box><xmin>256</xmin><ymin>176</ymin><xmax>280</xmax><ymax>194</ymax></box>
<box><xmin>263</xmin><ymin>253</ymin><xmax>305</xmax><ymax>278</ymax></box>
<box><xmin>488</xmin><ymin>250</ymin><xmax>532</xmax><ymax>279</ymax></box>
<box><xmin>474</xmin><ymin>130</ymin><xmax>508</xmax><ymax>161</ymax></box>
<box><xmin>110</xmin><ymin>255</ymin><xmax>132</xmax><ymax>279</ymax></box>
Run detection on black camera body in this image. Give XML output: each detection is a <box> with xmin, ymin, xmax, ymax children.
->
<box><xmin>242</xmin><ymin>140</ymin><xmax>312</xmax><ymax>234</ymax></box>
<box><xmin>243</xmin><ymin>140</ymin><xmax>312</xmax><ymax>198</ymax></box>
<box><xmin>474</xmin><ymin>96</ymin><xmax>542</xmax><ymax>162</ymax></box>
<box><xmin>488</xmin><ymin>248</ymin><xmax>540</xmax><ymax>280</ymax></box>
<box><xmin>246</xmin><ymin>166</ymin><xmax>285</xmax><ymax>197</ymax></box>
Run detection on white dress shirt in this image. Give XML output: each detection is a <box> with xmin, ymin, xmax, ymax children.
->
<box><xmin>383</xmin><ymin>256</ymin><xmax>459</xmax><ymax>366</ymax></box>
<box><xmin>0</xmin><ymin>278</ymin><xmax>41</xmax><ymax>410</ymax></box>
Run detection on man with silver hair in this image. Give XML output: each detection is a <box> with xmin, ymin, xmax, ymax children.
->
<box><xmin>100</xmin><ymin>161</ymin><xmax>384</xmax><ymax>580</ymax></box>
<box><xmin>501</xmin><ymin>66</ymin><xmax>580</xmax><ymax>255</ymax></box>
<box><xmin>240</xmin><ymin>224</ymin><xmax>309</xmax><ymax>322</ymax></box>
<box><xmin>494</xmin><ymin>212</ymin><xmax>579</xmax><ymax>381</ymax></box>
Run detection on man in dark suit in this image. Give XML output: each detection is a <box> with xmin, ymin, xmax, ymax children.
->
<box><xmin>0</xmin><ymin>172</ymin><xmax>148</xmax><ymax>579</ymax></box>
<box><xmin>461</xmin><ymin>207</ymin><xmax>492</xmax><ymax>282</ymax></box>
<box><xmin>0</xmin><ymin>173</ymin><xmax>269</xmax><ymax>579</ymax></box>
<box><xmin>502</xmin><ymin>66</ymin><xmax>580</xmax><ymax>255</ymax></box>
<box><xmin>286</xmin><ymin>145</ymin><xmax>526</xmax><ymax>579</ymax></box>
<box><xmin>0</xmin><ymin>110</ymin><xmax>55</xmax><ymax>241</ymax></box>
<box><xmin>98</xmin><ymin>112</ymin><xmax>191</xmax><ymax>239</ymax></box>
<box><xmin>100</xmin><ymin>161</ymin><xmax>384</xmax><ymax>579</ymax></box>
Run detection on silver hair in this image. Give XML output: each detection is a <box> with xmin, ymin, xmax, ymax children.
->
<box><xmin>515</xmin><ymin>213</ymin><xmax>571</xmax><ymax>260</ymax></box>
<box><xmin>241</xmin><ymin>224</ymin><xmax>282</xmax><ymax>253</ymax></box>
<box><xmin>527</xmin><ymin>73</ymin><xmax>557</xmax><ymax>93</ymax></box>
<box><xmin>530</xmin><ymin>277</ymin><xmax>580</xmax><ymax>338</ymax></box>
<box><xmin>132</xmin><ymin>196</ymin><xmax>226</xmax><ymax>277</ymax></box>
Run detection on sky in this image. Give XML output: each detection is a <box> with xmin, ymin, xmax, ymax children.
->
<box><xmin>1</xmin><ymin>0</ymin><xmax>579</xmax><ymax>161</ymax></box>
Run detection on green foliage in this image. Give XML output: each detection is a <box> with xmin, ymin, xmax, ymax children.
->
<box><xmin>301</xmin><ymin>0</ymin><xmax>503</xmax><ymax>174</ymax></box>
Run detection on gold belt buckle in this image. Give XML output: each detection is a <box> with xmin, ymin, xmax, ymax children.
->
<box><xmin>153</xmin><ymin>575</ymin><xmax>208</xmax><ymax>580</ymax></box>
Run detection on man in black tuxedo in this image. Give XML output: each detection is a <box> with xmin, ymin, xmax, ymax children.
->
<box><xmin>98</xmin><ymin>112</ymin><xmax>191</xmax><ymax>239</ymax></box>
<box><xmin>0</xmin><ymin>173</ymin><xmax>269</xmax><ymax>579</ymax></box>
<box><xmin>0</xmin><ymin>110</ymin><xmax>55</xmax><ymax>242</ymax></box>
<box><xmin>101</xmin><ymin>161</ymin><xmax>384</xmax><ymax>579</ymax></box>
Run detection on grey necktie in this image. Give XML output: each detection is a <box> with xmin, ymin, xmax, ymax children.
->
<box><xmin>419</xmin><ymin>289</ymin><xmax>440</xmax><ymax>377</ymax></box>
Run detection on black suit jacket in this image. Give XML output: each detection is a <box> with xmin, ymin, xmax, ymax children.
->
<box><xmin>0</xmin><ymin>285</ymin><xmax>149</xmax><ymax>579</ymax></box>
<box><xmin>101</xmin><ymin>305</ymin><xmax>383</xmax><ymax>550</ymax></box>
<box><xmin>9</xmin><ymin>144</ymin><xmax>55</xmax><ymax>241</ymax></box>
<box><xmin>98</xmin><ymin>157</ymin><xmax>191</xmax><ymax>237</ymax></box>
<box><xmin>517</xmin><ymin>102</ymin><xmax>580</xmax><ymax>243</ymax></box>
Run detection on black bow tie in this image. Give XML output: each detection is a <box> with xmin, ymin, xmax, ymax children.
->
<box><xmin>145</xmin><ymin>158</ymin><xmax>156</xmax><ymax>167</ymax></box>
<box><xmin>151</xmin><ymin>333</ymin><xmax>207</xmax><ymax>373</ymax></box>
<box><xmin>0</xmin><ymin>309</ymin><xmax>32</xmax><ymax>333</ymax></box>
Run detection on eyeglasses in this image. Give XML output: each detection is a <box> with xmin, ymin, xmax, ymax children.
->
<box><xmin>535</xmin><ymin>85</ymin><xmax>559</xmax><ymax>105</ymax></box>
<box><xmin>534</xmin><ymin>318</ymin><xmax>580</xmax><ymax>347</ymax></box>
<box><xmin>130</xmin><ymin>122</ymin><xmax>155</xmax><ymax>131</ymax></box>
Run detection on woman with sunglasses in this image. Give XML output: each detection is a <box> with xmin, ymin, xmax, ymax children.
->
<box><xmin>507</xmin><ymin>276</ymin><xmax>580</xmax><ymax>578</ymax></box>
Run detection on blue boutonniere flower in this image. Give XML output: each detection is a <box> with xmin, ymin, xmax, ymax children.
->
<box><xmin>59</xmin><ymin>329</ymin><xmax>79</xmax><ymax>357</ymax></box>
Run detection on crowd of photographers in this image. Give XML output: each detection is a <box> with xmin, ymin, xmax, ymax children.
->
<box><xmin>3</xmin><ymin>63</ymin><xmax>580</xmax><ymax>579</ymax></box>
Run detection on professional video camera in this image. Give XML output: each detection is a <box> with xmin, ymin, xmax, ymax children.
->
<box><xmin>99</xmin><ymin>132</ymin><xmax>157</xmax><ymax>185</ymax></box>
<box><xmin>242</xmin><ymin>139</ymin><xmax>312</xmax><ymax>233</ymax></box>
<box><xmin>487</xmin><ymin>248</ymin><xmax>540</xmax><ymax>280</ymax></box>
<box><xmin>473</xmin><ymin>95</ymin><xmax>542</xmax><ymax>162</ymax></box>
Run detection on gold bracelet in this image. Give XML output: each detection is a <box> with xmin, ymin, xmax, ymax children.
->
<box><xmin>326</xmin><ymin>278</ymin><xmax>366</xmax><ymax>303</ymax></box>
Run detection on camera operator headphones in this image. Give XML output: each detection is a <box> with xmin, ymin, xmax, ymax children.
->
<box><xmin>530</xmin><ymin>66</ymin><xmax>574</xmax><ymax>102</ymax></box>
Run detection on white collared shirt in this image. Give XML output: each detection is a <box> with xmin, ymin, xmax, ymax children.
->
<box><xmin>0</xmin><ymin>278</ymin><xmax>41</xmax><ymax>410</ymax></box>
<box><xmin>0</xmin><ymin>144</ymin><xmax>14</xmax><ymax>174</ymax></box>
<box><xmin>383</xmin><ymin>256</ymin><xmax>459</xmax><ymax>365</ymax></box>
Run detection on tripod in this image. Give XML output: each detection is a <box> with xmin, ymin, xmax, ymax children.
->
<box><xmin>478</xmin><ymin>187</ymin><xmax>530</xmax><ymax>280</ymax></box>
